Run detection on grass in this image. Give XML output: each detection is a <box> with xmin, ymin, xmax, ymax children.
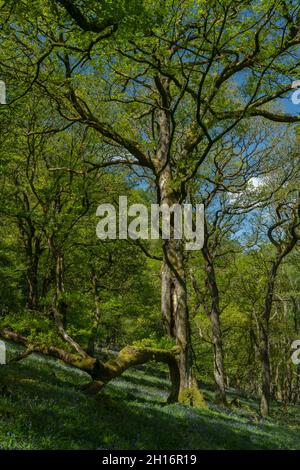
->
<box><xmin>0</xmin><ymin>341</ymin><xmax>299</xmax><ymax>450</ymax></box>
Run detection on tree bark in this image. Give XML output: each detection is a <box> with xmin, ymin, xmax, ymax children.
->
<box><xmin>259</xmin><ymin>319</ymin><xmax>271</xmax><ymax>417</ymax></box>
<box><xmin>47</xmin><ymin>236</ymin><xmax>87</xmax><ymax>357</ymax></box>
<box><xmin>26</xmin><ymin>238</ymin><xmax>40</xmax><ymax>310</ymax></box>
<box><xmin>163</xmin><ymin>240</ymin><xmax>203</xmax><ymax>405</ymax></box>
<box><xmin>83</xmin><ymin>345</ymin><xmax>181</xmax><ymax>402</ymax></box>
<box><xmin>259</xmin><ymin>198</ymin><xmax>300</xmax><ymax>417</ymax></box>
<box><xmin>157</xmin><ymin>166</ymin><xmax>205</xmax><ymax>407</ymax></box>
<box><xmin>19</xmin><ymin>222</ymin><xmax>42</xmax><ymax>310</ymax></box>
<box><xmin>0</xmin><ymin>329</ymin><xmax>181</xmax><ymax>403</ymax></box>
<box><xmin>259</xmin><ymin>260</ymin><xmax>286</xmax><ymax>416</ymax></box>
<box><xmin>152</xmin><ymin>74</ymin><xmax>205</xmax><ymax>406</ymax></box>
<box><xmin>201</xmin><ymin>222</ymin><xmax>226</xmax><ymax>405</ymax></box>
<box><xmin>87</xmin><ymin>271</ymin><xmax>101</xmax><ymax>356</ymax></box>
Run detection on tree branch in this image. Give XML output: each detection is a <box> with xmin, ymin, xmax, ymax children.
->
<box><xmin>55</xmin><ymin>0</ymin><xmax>117</xmax><ymax>34</ymax></box>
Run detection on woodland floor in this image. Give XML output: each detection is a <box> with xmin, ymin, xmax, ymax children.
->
<box><xmin>0</xmin><ymin>341</ymin><xmax>299</xmax><ymax>450</ymax></box>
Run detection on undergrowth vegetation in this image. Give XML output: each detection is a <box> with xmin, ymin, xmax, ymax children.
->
<box><xmin>0</xmin><ymin>342</ymin><xmax>299</xmax><ymax>450</ymax></box>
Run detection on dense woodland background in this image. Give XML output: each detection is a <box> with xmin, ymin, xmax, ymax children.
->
<box><xmin>0</xmin><ymin>0</ymin><xmax>300</xmax><ymax>449</ymax></box>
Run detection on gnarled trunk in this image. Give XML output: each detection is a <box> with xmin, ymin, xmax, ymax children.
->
<box><xmin>162</xmin><ymin>242</ymin><xmax>203</xmax><ymax>405</ymax></box>
<box><xmin>158</xmin><ymin>168</ymin><xmax>205</xmax><ymax>407</ymax></box>
<box><xmin>201</xmin><ymin>239</ymin><xmax>226</xmax><ymax>405</ymax></box>
<box><xmin>0</xmin><ymin>329</ymin><xmax>181</xmax><ymax>403</ymax></box>
<box><xmin>83</xmin><ymin>345</ymin><xmax>181</xmax><ymax>402</ymax></box>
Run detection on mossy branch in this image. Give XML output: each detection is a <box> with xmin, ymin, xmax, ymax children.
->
<box><xmin>0</xmin><ymin>330</ymin><xmax>181</xmax><ymax>403</ymax></box>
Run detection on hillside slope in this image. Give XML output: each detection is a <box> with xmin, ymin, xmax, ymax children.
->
<box><xmin>0</xmin><ymin>344</ymin><xmax>299</xmax><ymax>450</ymax></box>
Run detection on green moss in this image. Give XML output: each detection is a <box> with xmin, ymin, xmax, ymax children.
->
<box><xmin>178</xmin><ymin>385</ymin><xmax>207</xmax><ymax>409</ymax></box>
<box><xmin>72</xmin><ymin>357</ymin><xmax>96</xmax><ymax>370</ymax></box>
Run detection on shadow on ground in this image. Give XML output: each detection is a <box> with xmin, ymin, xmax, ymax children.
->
<box><xmin>0</xmin><ymin>353</ymin><xmax>299</xmax><ymax>450</ymax></box>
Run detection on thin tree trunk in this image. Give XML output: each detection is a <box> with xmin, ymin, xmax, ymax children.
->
<box><xmin>87</xmin><ymin>272</ymin><xmax>101</xmax><ymax>356</ymax></box>
<box><xmin>26</xmin><ymin>254</ymin><xmax>39</xmax><ymax>310</ymax></box>
<box><xmin>18</xmin><ymin>194</ymin><xmax>41</xmax><ymax>310</ymax></box>
<box><xmin>25</xmin><ymin>234</ymin><xmax>41</xmax><ymax>310</ymax></box>
<box><xmin>259</xmin><ymin>319</ymin><xmax>271</xmax><ymax>417</ymax></box>
<box><xmin>48</xmin><ymin>236</ymin><xmax>87</xmax><ymax>357</ymax></box>
<box><xmin>259</xmin><ymin>202</ymin><xmax>299</xmax><ymax>416</ymax></box>
<box><xmin>201</xmin><ymin>224</ymin><xmax>226</xmax><ymax>405</ymax></box>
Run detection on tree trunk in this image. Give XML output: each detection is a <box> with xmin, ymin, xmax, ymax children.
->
<box><xmin>18</xmin><ymin>194</ymin><xmax>42</xmax><ymax>310</ymax></box>
<box><xmin>47</xmin><ymin>236</ymin><xmax>87</xmax><ymax>356</ymax></box>
<box><xmin>259</xmin><ymin>214</ymin><xmax>299</xmax><ymax>416</ymax></box>
<box><xmin>158</xmin><ymin>169</ymin><xmax>205</xmax><ymax>407</ymax></box>
<box><xmin>210</xmin><ymin>306</ymin><xmax>226</xmax><ymax>405</ymax></box>
<box><xmin>259</xmin><ymin>260</ymin><xmax>279</xmax><ymax>417</ymax></box>
<box><xmin>201</xmin><ymin>224</ymin><xmax>226</xmax><ymax>405</ymax></box>
<box><xmin>153</xmin><ymin>75</ymin><xmax>205</xmax><ymax>407</ymax></box>
<box><xmin>26</xmin><ymin>261</ymin><xmax>39</xmax><ymax>310</ymax></box>
<box><xmin>87</xmin><ymin>272</ymin><xmax>101</xmax><ymax>356</ymax></box>
<box><xmin>25</xmin><ymin>235</ymin><xmax>42</xmax><ymax>310</ymax></box>
<box><xmin>259</xmin><ymin>319</ymin><xmax>271</xmax><ymax>417</ymax></box>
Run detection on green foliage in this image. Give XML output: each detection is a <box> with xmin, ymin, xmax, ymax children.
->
<box><xmin>0</xmin><ymin>0</ymin><xmax>300</xmax><ymax>446</ymax></box>
<box><xmin>133</xmin><ymin>334</ymin><xmax>175</xmax><ymax>350</ymax></box>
